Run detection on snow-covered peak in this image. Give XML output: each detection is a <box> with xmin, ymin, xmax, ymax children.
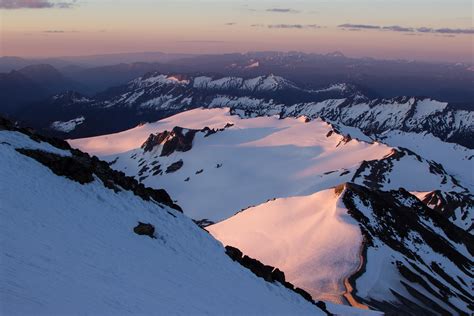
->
<box><xmin>50</xmin><ymin>116</ymin><xmax>85</xmax><ymax>133</ymax></box>
<box><xmin>130</xmin><ymin>73</ymin><xmax>190</xmax><ymax>88</ymax></box>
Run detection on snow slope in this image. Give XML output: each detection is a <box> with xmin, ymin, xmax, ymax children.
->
<box><xmin>0</xmin><ymin>127</ymin><xmax>327</xmax><ymax>315</ymax></box>
<box><xmin>208</xmin><ymin>189</ymin><xmax>363</xmax><ymax>304</ymax></box>
<box><xmin>71</xmin><ymin>108</ymin><xmax>393</xmax><ymax>221</ymax></box>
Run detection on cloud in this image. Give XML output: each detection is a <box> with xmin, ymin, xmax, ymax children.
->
<box><xmin>339</xmin><ymin>24</ymin><xmax>380</xmax><ymax>29</ymax></box>
<box><xmin>1</xmin><ymin>0</ymin><xmax>76</xmax><ymax>9</ymax></box>
<box><xmin>266</xmin><ymin>8</ymin><xmax>299</xmax><ymax>13</ymax></box>
<box><xmin>339</xmin><ymin>23</ymin><xmax>473</xmax><ymax>35</ymax></box>
<box><xmin>416</xmin><ymin>27</ymin><xmax>433</xmax><ymax>33</ymax></box>
<box><xmin>434</xmin><ymin>28</ymin><xmax>474</xmax><ymax>34</ymax></box>
<box><xmin>43</xmin><ymin>29</ymin><xmax>78</xmax><ymax>33</ymax></box>
<box><xmin>382</xmin><ymin>25</ymin><xmax>414</xmax><ymax>32</ymax></box>
<box><xmin>268</xmin><ymin>24</ymin><xmax>320</xmax><ymax>29</ymax></box>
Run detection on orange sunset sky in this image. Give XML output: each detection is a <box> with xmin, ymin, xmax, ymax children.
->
<box><xmin>1</xmin><ymin>0</ymin><xmax>473</xmax><ymax>62</ymax></box>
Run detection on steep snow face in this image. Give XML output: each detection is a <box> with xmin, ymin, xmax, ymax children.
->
<box><xmin>72</xmin><ymin>108</ymin><xmax>393</xmax><ymax>221</ymax></box>
<box><xmin>0</xmin><ymin>129</ymin><xmax>327</xmax><ymax>315</ymax></box>
<box><xmin>208</xmin><ymin>188</ymin><xmax>364</xmax><ymax>304</ymax></box>
<box><xmin>50</xmin><ymin>116</ymin><xmax>85</xmax><ymax>132</ymax></box>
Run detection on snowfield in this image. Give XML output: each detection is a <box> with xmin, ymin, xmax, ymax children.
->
<box><xmin>71</xmin><ymin>108</ymin><xmax>393</xmax><ymax>221</ymax></box>
<box><xmin>71</xmin><ymin>108</ymin><xmax>471</xmax><ymax>226</ymax></box>
<box><xmin>0</xmin><ymin>129</ymin><xmax>329</xmax><ymax>315</ymax></box>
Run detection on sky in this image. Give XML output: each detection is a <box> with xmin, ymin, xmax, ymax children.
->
<box><xmin>0</xmin><ymin>0</ymin><xmax>473</xmax><ymax>62</ymax></box>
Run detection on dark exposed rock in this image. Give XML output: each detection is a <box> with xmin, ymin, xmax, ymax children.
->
<box><xmin>141</xmin><ymin>123</ymin><xmax>234</xmax><ymax>155</ymax></box>
<box><xmin>195</xmin><ymin>169</ymin><xmax>203</xmax><ymax>174</ymax></box>
<box><xmin>340</xmin><ymin>170</ymin><xmax>350</xmax><ymax>176</ymax></box>
<box><xmin>133</xmin><ymin>222</ymin><xmax>155</xmax><ymax>238</ymax></box>
<box><xmin>216</xmin><ymin>163</ymin><xmax>222</xmax><ymax>168</ymax></box>
<box><xmin>166</xmin><ymin>160</ymin><xmax>183</xmax><ymax>173</ymax></box>
<box><xmin>341</xmin><ymin>182</ymin><xmax>473</xmax><ymax>315</ymax></box>
<box><xmin>193</xmin><ymin>218</ymin><xmax>215</xmax><ymax>228</ymax></box>
<box><xmin>184</xmin><ymin>177</ymin><xmax>190</xmax><ymax>182</ymax></box>
<box><xmin>420</xmin><ymin>190</ymin><xmax>474</xmax><ymax>232</ymax></box>
<box><xmin>294</xmin><ymin>288</ymin><xmax>313</xmax><ymax>302</ymax></box>
<box><xmin>138</xmin><ymin>165</ymin><xmax>149</xmax><ymax>176</ymax></box>
<box><xmin>142</xmin><ymin>126</ymin><xmax>197</xmax><ymax>156</ymax></box>
<box><xmin>241</xmin><ymin>255</ymin><xmax>274</xmax><ymax>282</ymax></box>
<box><xmin>108</xmin><ymin>157</ymin><xmax>119</xmax><ymax>166</ymax></box>
<box><xmin>151</xmin><ymin>164</ymin><xmax>162</xmax><ymax>176</ymax></box>
<box><xmin>202</xmin><ymin>123</ymin><xmax>234</xmax><ymax>137</ymax></box>
<box><xmin>16</xmin><ymin>149</ymin><xmax>94</xmax><ymax>184</ymax></box>
<box><xmin>225</xmin><ymin>246</ymin><xmax>243</xmax><ymax>261</ymax></box>
<box><xmin>315</xmin><ymin>301</ymin><xmax>329</xmax><ymax>313</ymax></box>
<box><xmin>271</xmin><ymin>268</ymin><xmax>285</xmax><ymax>283</ymax></box>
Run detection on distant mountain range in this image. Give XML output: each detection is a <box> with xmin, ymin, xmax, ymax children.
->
<box><xmin>0</xmin><ymin>64</ymin><xmax>83</xmax><ymax>115</ymax></box>
<box><xmin>1</xmin><ymin>51</ymin><xmax>473</xmax><ymax>107</ymax></box>
<box><xmin>10</xmin><ymin>72</ymin><xmax>473</xmax><ymax>150</ymax></box>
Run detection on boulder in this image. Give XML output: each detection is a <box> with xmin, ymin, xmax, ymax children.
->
<box><xmin>166</xmin><ymin>160</ymin><xmax>184</xmax><ymax>173</ymax></box>
<box><xmin>133</xmin><ymin>222</ymin><xmax>155</xmax><ymax>238</ymax></box>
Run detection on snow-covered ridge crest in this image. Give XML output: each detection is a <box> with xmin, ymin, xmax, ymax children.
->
<box><xmin>128</xmin><ymin>72</ymin><xmax>301</xmax><ymax>92</ymax></box>
<box><xmin>208</xmin><ymin>183</ymin><xmax>474</xmax><ymax>315</ymax></box>
<box><xmin>193</xmin><ymin>74</ymin><xmax>300</xmax><ymax>92</ymax></box>
<box><xmin>130</xmin><ymin>73</ymin><xmax>190</xmax><ymax>88</ymax></box>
